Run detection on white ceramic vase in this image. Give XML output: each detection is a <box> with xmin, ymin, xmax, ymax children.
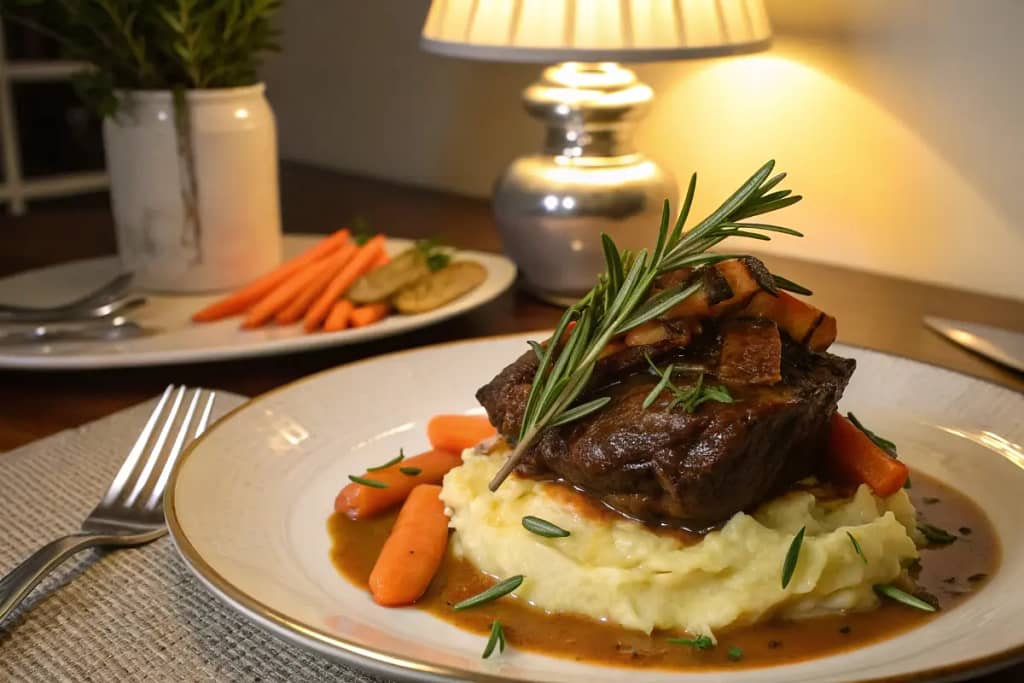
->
<box><xmin>103</xmin><ymin>83</ymin><xmax>281</xmax><ymax>293</ymax></box>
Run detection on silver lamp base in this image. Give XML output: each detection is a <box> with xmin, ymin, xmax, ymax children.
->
<box><xmin>494</xmin><ymin>62</ymin><xmax>677</xmax><ymax>305</ymax></box>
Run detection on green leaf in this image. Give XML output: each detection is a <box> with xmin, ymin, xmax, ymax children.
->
<box><xmin>847</xmin><ymin>413</ymin><xmax>899</xmax><ymax>458</ymax></box>
<box><xmin>453</xmin><ymin>575</ymin><xmax>524</xmax><ymax>611</ymax></box>
<box><xmin>347</xmin><ymin>475</ymin><xmax>387</xmax><ymax>489</ymax></box>
<box><xmin>781</xmin><ymin>526</ymin><xmax>806</xmax><ymax>589</ymax></box>
<box><xmin>366</xmin><ymin>449</ymin><xmax>404</xmax><ymax>471</ymax></box>
<box><xmin>772</xmin><ymin>274</ymin><xmax>813</xmax><ymax>296</ymax></box>
<box><xmin>669</xmin><ymin>173</ymin><xmax>697</xmax><ymax>248</ymax></box>
<box><xmin>399</xmin><ymin>467</ymin><xmax>422</xmax><ymax>476</ymax></box>
<box><xmin>847</xmin><ymin>531</ymin><xmax>868</xmax><ymax>563</ymax></box>
<box><xmin>602</xmin><ymin>233</ymin><xmax>624</xmax><ymax>294</ymax></box>
<box><xmin>549</xmin><ymin>396</ymin><xmax>611</xmax><ymax>427</ymax></box>
<box><xmin>727</xmin><ymin>646</ymin><xmax>744</xmax><ymax>662</ymax></box>
<box><xmin>522</xmin><ymin>515</ymin><xmax>571</xmax><ymax>538</ymax></box>
<box><xmin>527</xmin><ymin>340</ymin><xmax>544</xmax><ymax>361</ymax></box>
<box><xmin>642</xmin><ymin>362</ymin><xmax>675</xmax><ymax>409</ymax></box>
<box><xmin>874</xmin><ymin>584</ymin><xmax>937</xmax><ymax>612</ymax></box>
<box><xmin>918</xmin><ymin>522</ymin><xmax>957</xmax><ymax>545</ymax></box>
<box><xmin>652</xmin><ymin>199</ymin><xmax>671</xmax><ymax>264</ymax></box>
<box><xmin>667</xmin><ymin>634</ymin><xmax>713</xmax><ymax>650</ymax></box>
<box><xmin>481</xmin><ymin>620</ymin><xmax>505</xmax><ymax>658</ymax></box>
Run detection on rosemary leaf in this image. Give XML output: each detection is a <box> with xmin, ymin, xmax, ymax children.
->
<box><xmin>772</xmin><ymin>274</ymin><xmax>813</xmax><ymax>296</ymax></box>
<box><xmin>874</xmin><ymin>584</ymin><xmax>937</xmax><ymax>612</ymax></box>
<box><xmin>781</xmin><ymin>526</ymin><xmax>806</xmax><ymax>589</ymax></box>
<box><xmin>918</xmin><ymin>522</ymin><xmax>957</xmax><ymax>545</ymax></box>
<box><xmin>527</xmin><ymin>340</ymin><xmax>544</xmax><ymax>361</ymax></box>
<box><xmin>366</xmin><ymin>449</ymin><xmax>404</xmax><ymax>471</ymax></box>
<box><xmin>481</xmin><ymin>620</ymin><xmax>505</xmax><ymax>659</ymax></box>
<box><xmin>642</xmin><ymin>362</ymin><xmax>675</xmax><ymax>410</ymax></box>
<box><xmin>453</xmin><ymin>576</ymin><xmax>524</xmax><ymax>611</ymax></box>
<box><xmin>522</xmin><ymin>515</ymin><xmax>571</xmax><ymax>538</ymax></box>
<box><xmin>347</xmin><ymin>475</ymin><xmax>387</xmax><ymax>489</ymax></box>
<box><xmin>667</xmin><ymin>634</ymin><xmax>713</xmax><ymax>650</ymax></box>
<box><xmin>847</xmin><ymin>531</ymin><xmax>868</xmax><ymax>563</ymax></box>
<box><xmin>399</xmin><ymin>467</ymin><xmax>422</xmax><ymax>476</ymax></box>
<box><xmin>847</xmin><ymin>413</ymin><xmax>899</xmax><ymax>458</ymax></box>
<box><xmin>549</xmin><ymin>396</ymin><xmax>611</xmax><ymax>427</ymax></box>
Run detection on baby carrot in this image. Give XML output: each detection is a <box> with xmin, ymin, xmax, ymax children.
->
<box><xmin>372</xmin><ymin>249</ymin><xmax>391</xmax><ymax>267</ymax></box>
<box><xmin>350</xmin><ymin>302</ymin><xmax>390</xmax><ymax>328</ymax></box>
<box><xmin>368</xmin><ymin>484</ymin><xmax>449</xmax><ymax>606</ymax></box>
<box><xmin>334</xmin><ymin>448</ymin><xmax>462</xmax><ymax>520</ymax></box>
<box><xmin>304</xmin><ymin>235</ymin><xmax>386</xmax><ymax>332</ymax></box>
<box><xmin>426</xmin><ymin>415</ymin><xmax>497</xmax><ymax>453</ymax></box>
<box><xmin>192</xmin><ymin>229</ymin><xmax>349</xmax><ymax>322</ymax></box>
<box><xmin>826</xmin><ymin>413</ymin><xmax>909</xmax><ymax>497</ymax></box>
<box><xmin>324</xmin><ymin>300</ymin><xmax>355</xmax><ymax>332</ymax></box>
<box><xmin>242</xmin><ymin>257</ymin><xmax>336</xmax><ymax>329</ymax></box>
<box><xmin>275</xmin><ymin>242</ymin><xmax>357</xmax><ymax>325</ymax></box>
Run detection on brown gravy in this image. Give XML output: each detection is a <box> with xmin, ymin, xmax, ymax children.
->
<box><xmin>328</xmin><ymin>473</ymin><xmax>998</xmax><ymax>670</ymax></box>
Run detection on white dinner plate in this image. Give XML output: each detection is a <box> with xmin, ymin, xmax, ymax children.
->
<box><xmin>166</xmin><ymin>335</ymin><xmax>1024</xmax><ymax>683</ymax></box>
<box><xmin>0</xmin><ymin>235</ymin><xmax>516</xmax><ymax>370</ymax></box>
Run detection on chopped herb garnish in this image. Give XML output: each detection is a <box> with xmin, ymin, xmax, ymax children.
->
<box><xmin>847</xmin><ymin>531</ymin><xmax>868</xmax><ymax>564</ymax></box>
<box><xmin>366</xmin><ymin>449</ymin><xmax>404</xmax><ymax>471</ymax></box>
<box><xmin>919</xmin><ymin>522</ymin><xmax>957</xmax><ymax>545</ymax></box>
<box><xmin>643</xmin><ymin>353</ymin><xmax>734</xmax><ymax>414</ymax></box>
<box><xmin>967</xmin><ymin>573</ymin><xmax>988</xmax><ymax>583</ymax></box>
<box><xmin>453</xmin><ymin>575</ymin><xmax>524</xmax><ymax>611</ymax></box>
<box><xmin>667</xmin><ymin>634</ymin><xmax>713</xmax><ymax>651</ymax></box>
<box><xmin>351</xmin><ymin>216</ymin><xmax>372</xmax><ymax>245</ymax></box>
<box><xmin>399</xmin><ymin>466</ymin><xmax>422</xmax><ymax>476</ymax></box>
<box><xmin>522</xmin><ymin>515</ymin><xmax>571</xmax><ymax>538</ymax></box>
<box><xmin>481</xmin><ymin>620</ymin><xmax>506</xmax><ymax>658</ymax></box>
<box><xmin>781</xmin><ymin>526</ymin><xmax>806</xmax><ymax>589</ymax></box>
<box><xmin>959</xmin><ymin>526</ymin><xmax>973</xmax><ymax>536</ymax></box>
<box><xmin>727</xmin><ymin>646</ymin><xmax>744</xmax><ymax>661</ymax></box>
<box><xmin>922</xmin><ymin>496</ymin><xmax>940</xmax><ymax>505</ymax></box>
<box><xmin>347</xmin><ymin>475</ymin><xmax>388</xmax><ymax>488</ymax></box>
<box><xmin>847</xmin><ymin>412</ymin><xmax>898</xmax><ymax>458</ymax></box>
<box><xmin>875</xmin><ymin>584</ymin><xmax>937</xmax><ymax>612</ymax></box>
<box><xmin>416</xmin><ymin>237</ymin><xmax>452</xmax><ymax>272</ymax></box>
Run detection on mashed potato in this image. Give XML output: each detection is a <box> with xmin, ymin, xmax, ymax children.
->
<box><xmin>441</xmin><ymin>448</ymin><xmax>921</xmax><ymax>636</ymax></box>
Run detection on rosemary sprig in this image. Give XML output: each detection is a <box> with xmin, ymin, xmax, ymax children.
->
<box><xmin>667</xmin><ymin>634</ymin><xmax>713</xmax><ymax>650</ymax></box>
<box><xmin>847</xmin><ymin>531</ymin><xmax>868</xmax><ymax>563</ymax></box>
<box><xmin>781</xmin><ymin>526</ymin><xmax>806</xmax><ymax>589</ymax></box>
<box><xmin>489</xmin><ymin>161</ymin><xmax>802</xmax><ymax>491</ymax></box>
<box><xmin>453</xmin><ymin>575</ymin><xmax>524</xmax><ymax>611</ymax></box>
<box><xmin>874</xmin><ymin>584</ymin><xmax>937</xmax><ymax>612</ymax></box>
<box><xmin>399</xmin><ymin>466</ymin><xmax>422</xmax><ymax>476</ymax></box>
<box><xmin>642</xmin><ymin>354</ymin><xmax>733</xmax><ymax>413</ymax></box>
<box><xmin>481</xmin><ymin>620</ymin><xmax>506</xmax><ymax>659</ymax></box>
<box><xmin>522</xmin><ymin>516</ymin><xmax>571</xmax><ymax>538</ymax></box>
<box><xmin>366</xmin><ymin>449</ymin><xmax>404</xmax><ymax>471</ymax></box>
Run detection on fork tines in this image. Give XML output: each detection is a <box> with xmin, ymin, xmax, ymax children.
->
<box><xmin>102</xmin><ymin>385</ymin><xmax>216</xmax><ymax>512</ymax></box>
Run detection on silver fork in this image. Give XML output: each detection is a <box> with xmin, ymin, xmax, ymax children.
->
<box><xmin>0</xmin><ymin>272</ymin><xmax>138</xmax><ymax>323</ymax></box>
<box><xmin>0</xmin><ymin>385</ymin><xmax>216</xmax><ymax>623</ymax></box>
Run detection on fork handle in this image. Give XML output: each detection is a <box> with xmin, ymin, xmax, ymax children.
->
<box><xmin>0</xmin><ymin>531</ymin><xmax>162</xmax><ymax>623</ymax></box>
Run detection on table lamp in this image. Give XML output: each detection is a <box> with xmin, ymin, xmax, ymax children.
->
<box><xmin>421</xmin><ymin>0</ymin><xmax>772</xmax><ymax>304</ymax></box>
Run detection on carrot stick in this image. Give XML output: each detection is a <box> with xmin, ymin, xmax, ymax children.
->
<box><xmin>334</xmin><ymin>449</ymin><xmax>462</xmax><ymax>520</ymax></box>
<box><xmin>275</xmin><ymin>242</ymin><xmax>357</xmax><ymax>325</ymax></box>
<box><xmin>242</xmin><ymin>257</ymin><xmax>336</xmax><ymax>329</ymax></box>
<box><xmin>192</xmin><ymin>229</ymin><xmax>349</xmax><ymax>322</ymax></box>
<box><xmin>368</xmin><ymin>484</ymin><xmax>449</xmax><ymax>606</ymax></box>
<box><xmin>427</xmin><ymin>415</ymin><xmax>497</xmax><ymax>453</ymax></box>
<box><xmin>350</xmin><ymin>302</ymin><xmax>390</xmax><ymax>328</ymax></box>
<box><xmin>324</xmin><ymin>300</ymin><xmax>354</xmax><ymax>332</ymax></box>
<box><xmin>826</xmin><ymin>413</ymin><xmax>909</xmax><ymax>497</ymax></box>
<box><xmin>304</xmin><ymin>235</ymin><xmax>386</xmax><ymax>332</ymax></box>
<box><xmin>372</xmin><ymin>249</ymin><xmax>391</xmax><ymax>267</ymax></box>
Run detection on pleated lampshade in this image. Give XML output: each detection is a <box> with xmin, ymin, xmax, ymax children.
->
<box><xmin>421</xmin><ymin>0</ymin><xmax>772</xmax><ymax>62</ymax></box>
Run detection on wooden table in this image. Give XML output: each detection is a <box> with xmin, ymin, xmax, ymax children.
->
<box><xmin>1</xmin><ymin>162</ymin><xmax>1021</xmax><ymax>681</ymax></box>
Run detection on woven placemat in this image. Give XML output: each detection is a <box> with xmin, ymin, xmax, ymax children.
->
<box><xmin>0</xmin><ymin>393</ymin><xmax>392</xmax><ymax>682</ymax></box>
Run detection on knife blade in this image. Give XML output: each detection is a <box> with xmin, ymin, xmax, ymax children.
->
<box><xmin>924</xmin><ymin>316</ymin><xmax>1024</xmax><ymax>374</ymax></box>
<box><xmin>0</xmin><ymin>316</ymin><xmax>150</xmax><ymax>346</ymax></box>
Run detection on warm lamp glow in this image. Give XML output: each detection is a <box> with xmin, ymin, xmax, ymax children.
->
<box><xmin>421</xmin><ymin>0</ymin><xmax>772</xmax><ymax>62</ymax></box>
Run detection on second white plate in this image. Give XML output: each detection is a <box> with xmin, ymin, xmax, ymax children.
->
<box><xmin>0</xmin><ymin>235</ymin><xmax>516</xmax><ymax>370</ymax></box>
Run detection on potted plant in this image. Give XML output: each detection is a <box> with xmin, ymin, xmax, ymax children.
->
<box><xmin>3</xmin><ymin>0</ymin><xmax>284</xmax><ymax>292</ymax></box>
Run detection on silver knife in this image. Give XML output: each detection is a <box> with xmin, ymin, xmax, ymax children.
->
<box><xmin>924</xmin><ymin>316</ymin><xmax>1024</xmax><ymax>373</ymax></box>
